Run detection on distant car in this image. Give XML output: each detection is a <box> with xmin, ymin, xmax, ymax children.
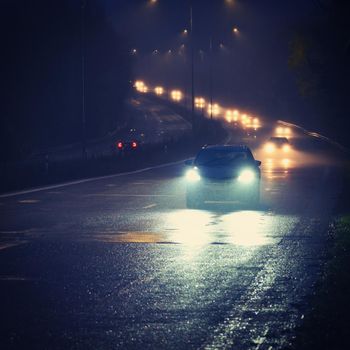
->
<box><xmin>115</xmin><ymin>140</ymin><xmax>140</xmax><ymax>155</ymax></box>
<box><xmin>264</xmin><ymin>136</ymin><xmax>291</xmax><ymax>154</ymax></box>
<box><xmin>184</xmin><ymin>145</ymin><xmax>261</xmax><ymax>208</ymax></box>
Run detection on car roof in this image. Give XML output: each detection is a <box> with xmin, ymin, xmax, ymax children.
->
<box><xmin>269</xmin><ymin>137</ymin><xmax>289</xmax><ymax>142</ymax></box>
<box><xmin>202</xmin><ymin>144</ymin><xmax>251</xmax><ymax>151</ymax></box>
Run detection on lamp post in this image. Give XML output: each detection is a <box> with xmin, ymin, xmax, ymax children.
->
<box><xmin>145</xmin><ymin>1</ymin><xmax>236</xmax><ymax>127</ymax></box>
<box><xmin>230</xmin><ymin>26</ymin><xmax>239</xmax><ymax>103</ymax></box>
<box><xmin>209</xmin><ymin>36</ymin><xmax>213</xmax><ymax>120</ymax></box>
<box><xmin>81</xmin><ymin>0</ymin><xmax>87</xmax><ymax>159</ymax></box>
<box><xmin>190</xmin><ymin>5</ymin><xmax>195</xmax><ymax>133</ymax></box>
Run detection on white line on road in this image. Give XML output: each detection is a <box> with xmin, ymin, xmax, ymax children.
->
<box><xmin>143</xmin><ymin>203</ymin><xmax>157</xmax><ymax>209</ymax></box>
<box><xmin>85</xmin><ymin>194</ymin><xmax>175</xmax><ymax>198</ymax></box>
<box><xmin>0</xmin><ymin>243</ymin><xmax>27</xmax><ymax>251</ymax></box>
<box><xmin>0</xmin><ymin>160</ymin><xmax>186</xmax><ymax>199</ymax></box>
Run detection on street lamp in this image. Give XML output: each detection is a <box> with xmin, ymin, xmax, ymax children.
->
<box><xmin>195</xmin><ymin>97</ymin><xmax>205</xmax><ymax>109</ymax></box>
<box><xmin>190</xmin><ymin>5</ymin><xmax>195</xmax><ymax>133</ymax></box>
<box><xmin>81</xmin><ymin>0</ymin><xmax>87</xmax><ymax>159</ymax></box>
<box><xmin>144</xmin><ymin>1</ymin><xmax>236</xmax><ymax>127</ymax></box>
<box><xmin>171</xmin><ymin>90</ymin><xmax>183</xmax><ymax>102</ymax></box>
<box><xmin>155</xmin><ymin>86</ymin><xmax>164</xmax><ymax>95</ymax></box>
<box><xmin>207</xmin><ymin>103</ymin><xmax>220</xmax><ymax>117</ymax></box>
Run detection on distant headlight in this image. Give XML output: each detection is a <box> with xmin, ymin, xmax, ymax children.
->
<box><xmin>264</xmin><ymin>142</ymin><xmax>275</xmax><ymax>153</ymax></box>
<box><xmin>186</xmin><ymin>168</ymin><xmax>201</xmax><ymax>182</ymax></box>
<box><xmin>238</xmin><ymin>169</ymin><xmax>255</xmax><ymax>184</ymax></box>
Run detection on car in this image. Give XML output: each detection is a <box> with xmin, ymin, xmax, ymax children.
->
<box><xmin>115</xmin><ymin>140</ymin><xmax>140</xmax><ymax>155</ymax></box>
<box><xmin>184</xmin><ymin>145</ymin><xmax>261</xmax><ymax>208</ymax></box>
<box><xmin>264</xmin><ymin>136</ymin><xmax>291</xmax><ymax>154</ymax></box>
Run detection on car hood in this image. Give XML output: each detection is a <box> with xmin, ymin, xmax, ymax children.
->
<box><xmin>196</xmin><ymin>164</ymin><xmax>253</xmax><ymax>180</ymax></box>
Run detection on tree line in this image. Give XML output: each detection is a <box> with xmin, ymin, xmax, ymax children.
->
<box><xmin>0</xmin><ymin>0</ymin><xmax>131</xmax><ymax>161</ymax></box>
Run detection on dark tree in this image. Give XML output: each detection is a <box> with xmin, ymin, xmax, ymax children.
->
<box><xmin>0</xmin><ymin>0</ymin><xmax>131</xmax><ymax>161</ymax></box>
<box><xmin>288</xmin><ymin>0</ymin><xmax>350</xmax><ymax>146</ymax></box>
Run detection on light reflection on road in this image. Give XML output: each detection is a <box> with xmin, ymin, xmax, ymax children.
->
<box><xmin>262</xmin><ymin>157</ymin><xmax>292</xmax><ymax>179</ymax></box>
<box><xmin>83</xmin><ymin>209</ymin><xmax>290</xmax><ymax>262</ymax></box>
<box><xmin>163</xmin><ymin>210</ymin><xmax>272</xmax><ymax>247</ymax></box>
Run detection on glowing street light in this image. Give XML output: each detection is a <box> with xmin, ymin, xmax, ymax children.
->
<box><xmin>171</xmin><ymin>90</ymin><xmax>183</xmax><ymax>102</ymax></box>
<box><xmin>252</xmin><ymin>117</ymin><xmax>261</xmax><ymax>128</ymax></box>
<box><xmin>276</xmin><ymin>126</ymin><xmax>291</xmax><ymax>136</ymax></box>
<box><xmin>246</xmin><ymin>115</ymin><xmax>252</xmax><ymax>126</ymax></box>
<box><xmin>154</xmin><ymin>86</ymin><xmax>164</xmax><ymax>95</ymax></box>
<box><xmin>232</xmin><ymin>27</ymin><xmax>239</xmax><ymax>33</ymax></box>
<box><xmin>241</xmin><ymin>114</ymin><xmax>250</xmax><ymax>127</ymax></box>
<box><xmin>225</xmin><ymin>110</ymin><xmax>233</xmax><ymax>122</ymax></box>
<box><xmin>131</xmin><ymin>48</ymin><xmax>137</xmax><ymax>55</ymax></box>
<box><xmin>140</xmin><ymin>85</ymin><xmax>148</xmax><ymax>93</ymax></box>
<box><xmin>195</xmin><ymin>97</ymin><xmax>206</xmax><ymax>109</ymax></box>
<box><xmin>207</xmin><ymin>103</ymin><xmax>220</xmax><ymax>117</ymax></box>
<box><xmin>134</xmin><ymin>80</ymin><xmax>145</xmax><ymax>92</ymax></box>
<box><xmin>233</xmin><ymin>109</ymin><xmax>239</xmax><ymax>121</ymax></box>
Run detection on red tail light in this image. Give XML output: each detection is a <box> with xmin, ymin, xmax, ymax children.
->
<box><xmin>131</xmin><ymin>141</ymin><xmax>137</xmax><ymax>148</ymax></box>
<box><xmin>117</xmin><ymin>142</ymin><xmax>123</xmax><ymax>149</ymax></box>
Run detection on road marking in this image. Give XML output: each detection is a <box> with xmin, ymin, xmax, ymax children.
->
<box><xmin>0</xmin><ymin>275</ymin><xmax>32</xmax><ymax>281</ymax></box>
<box><xmin>143</xmin><ymin>203</ymin><xmax>157</xmax><ymax>209</ymax></box>
<box><xmin>18</xmin><ymin>199</ymin><xmax>40</xmax><ymax>204</ymax></box>
<box><xmin>84</xmin><ymin>194</ymin><xmax>175</xmax><ymax>198</ymax></box>
<box><xmin>0</xmin><ymin>242</ymin><xmax>27</xmax><ymax>251</ymax></box>
<box><xmin>0</xmin><ymin>159</ymin><xmax>186</xmax><ymax>198</ymax></box>
<box><xmin>131</xmin><ymin>182</ymin><xmax>153</xmax><ymax>185</ymax></box>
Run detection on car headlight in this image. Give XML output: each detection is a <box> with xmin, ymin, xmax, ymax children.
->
<box><xmin>186</xmin><ymin>168</ymin><xmax>201</xmax><ymax>182</ymax></box>
<box><xmin>264</xmin><ymin>143</ymin><xmax>275</xmax><ymax>153</ymax></box>
<box><xmin>238</xmin><ymin>169</ymin><xmax>255</xmax><ymax>184</ymax></box>
<box><xmin>282</xmin><ymin>144</ymin><xmax>290</xmax><ymax>152</ymax></box>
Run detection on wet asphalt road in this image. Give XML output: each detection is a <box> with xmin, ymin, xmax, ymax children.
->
<box><xmin>0</xmin><ymin>141</ymin><xmax>344</xmax><ymax>349</ymax></box>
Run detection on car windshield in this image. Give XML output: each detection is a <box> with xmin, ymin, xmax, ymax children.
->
<box><xmin>270</xmin><ymin>137</ymin><xmax>289</xmax><ymax>144</ymax></box>
<box><xmin>195</xmin><ymin>149</ymin><xmax>252</xmax><ymax>166</ymax></box>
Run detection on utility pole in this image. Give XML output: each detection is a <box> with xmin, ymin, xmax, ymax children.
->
<box><xmin>190</xmin><ymin>5</ymin><xmax>195</xmax><ymax>133</ymax></box>
<box><xmin>209</xmin><ymin>35</ymin><xmax>213</xmax><ymax>120</ymax></box>
<box><xmin>81</xmin><ymin>0</ymin><xmax>87</xmax><ymax>159</ymax></box>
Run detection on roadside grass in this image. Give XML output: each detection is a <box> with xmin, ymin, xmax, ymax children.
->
<box><xmin>291</xmin><ymin>162</ymin><xmax>350</xmax><ymax>350</ymax></box>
